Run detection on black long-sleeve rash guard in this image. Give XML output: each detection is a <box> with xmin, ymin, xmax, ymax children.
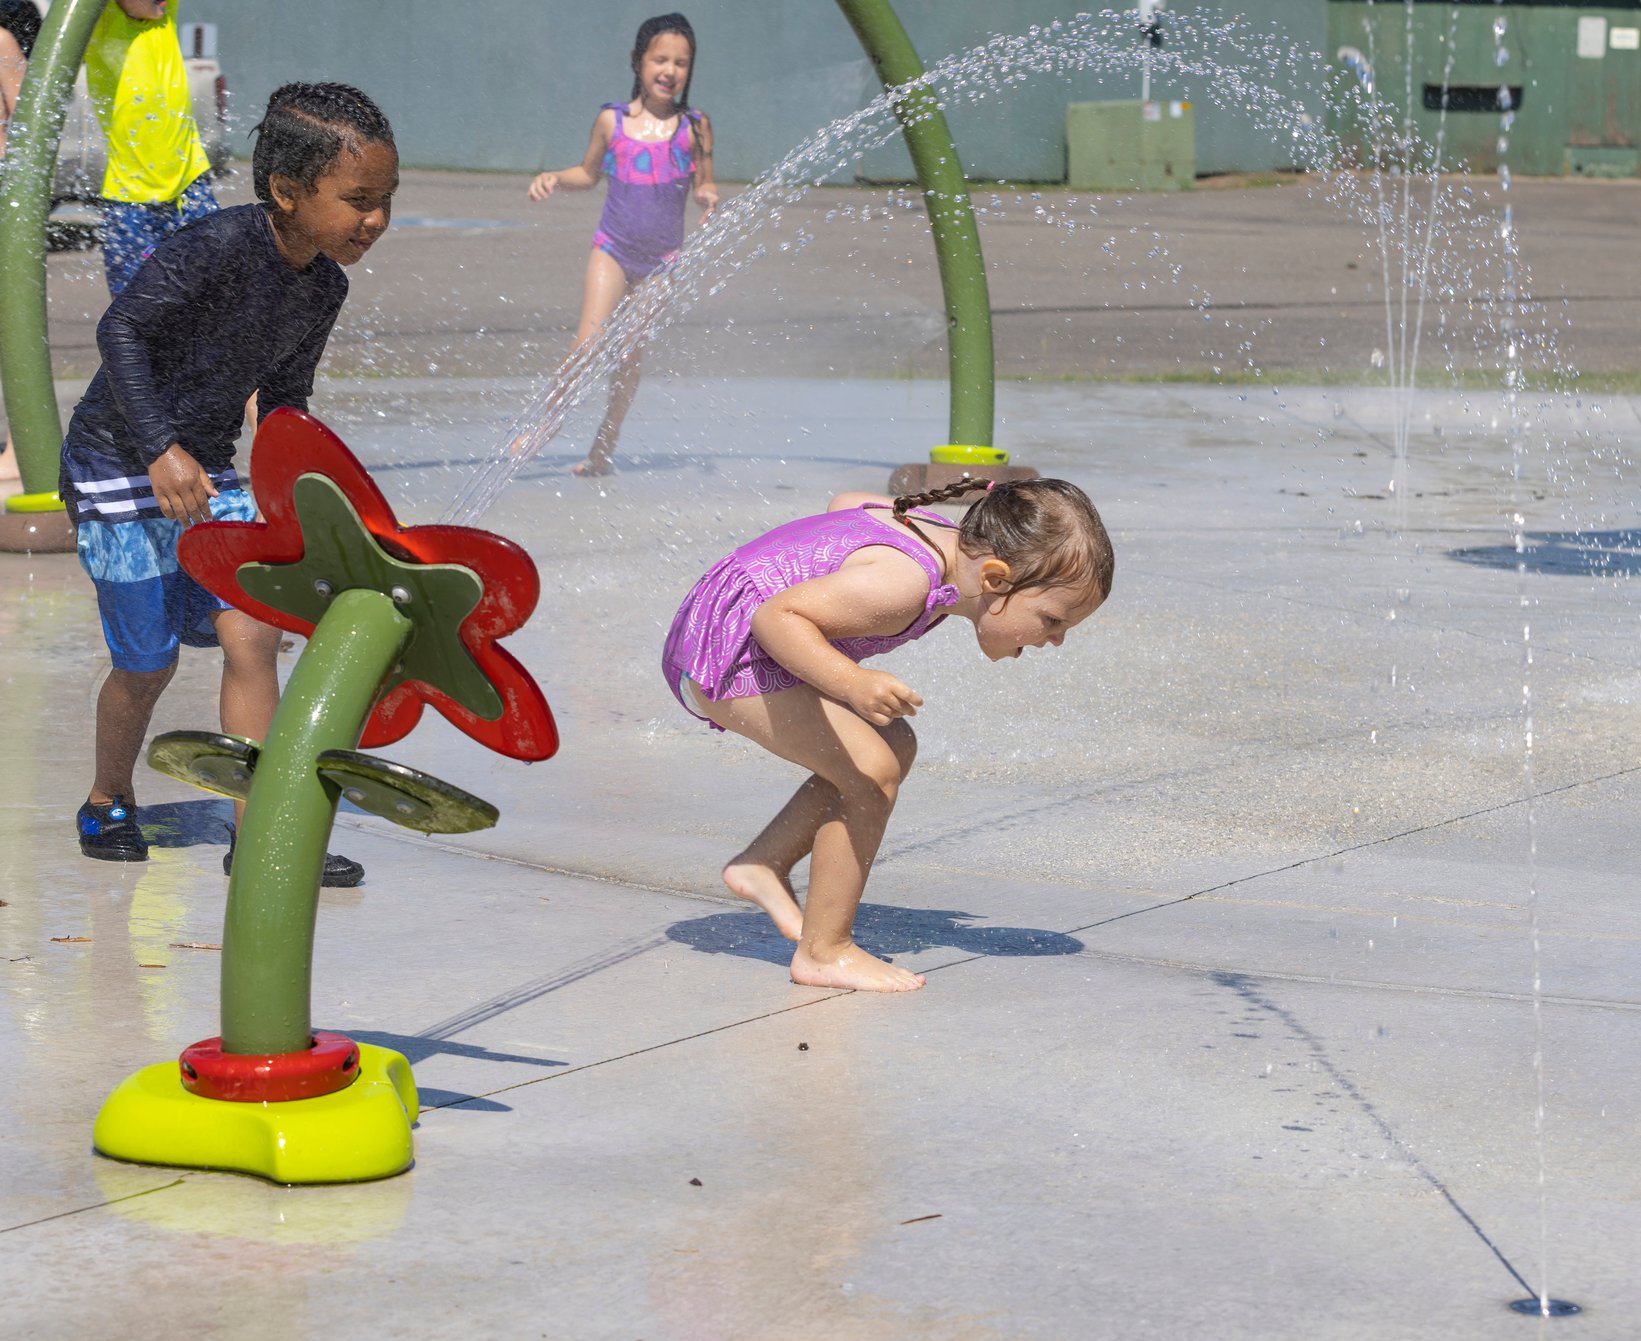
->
<box><xmin>60</xmin><ymin>203</ymin><xmax>347</xmax><ymax>524</ymax></box>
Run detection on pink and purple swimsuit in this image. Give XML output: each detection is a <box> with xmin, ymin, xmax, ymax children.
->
<box><xmin>662</xmin><ymin>505</ymin><xmax>961</xmax><ymax>729</ymax></box>
<box><xmin>593</xmin><ymin>102</ymin><xmax>701</xmax><ymax>281</ymax></box>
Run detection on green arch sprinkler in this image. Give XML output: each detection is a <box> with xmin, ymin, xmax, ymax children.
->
<box><xmin>93</xmin><ymin>409</ymin><xmax>559</xmax><ymax>1183</ymax></box>
<box><xmin>0</xmin><ymin>0</ymin><xmax>102</xmax><ymax>553</ymax></box>
<box><xmin>834</xmin><ymin>0</ymin><xmax>1037</xmax><ymax>494</ymax></box>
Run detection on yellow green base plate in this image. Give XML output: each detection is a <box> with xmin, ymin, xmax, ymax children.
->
<box><xmin>929</xmin><ymin>444</ymin><xmax>1009</xmax><ymax>466</ymax></box>
<box><xmin>93</xmin><ymin>1044</ymin><xmax>419</xmax><ymax>1185</ymax></box>
<box><xmin>3</xmin><ymin>489</ymin><xmax>66</xmax><ymax>514</ymax></box>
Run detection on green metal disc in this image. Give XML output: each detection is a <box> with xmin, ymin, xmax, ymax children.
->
<box><xmin>315</xmin><ymin>749</ymin><xmax>499</xmax><ymax>834</ymax></box>
<box><xmin>147</xmin><ymin>730</ymin><xmax>262</xmax><ymax>800</ymax></box>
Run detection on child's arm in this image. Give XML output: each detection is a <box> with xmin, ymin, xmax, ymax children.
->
<box><xmin>527</xmin><ymin>109</ymin><xmax>616</xmax><ymax>202</ymax></box>
<box><xmin>259</xmin><ymin>311</ymin><xmax>341</xmax><ymax>423</ymax></box>
<box><xmin>690</xmin><ymin>111</ymin><xmax>717</xmax><ymax>221</ymax></box>
<box><xmin>0</xmin><ymin>30</ymin><xmax>25</xmax><ymax>157</ymax></box>
<box><xmin>750</xmin><ymin>552</ymin><xmax>931</xmax><ymax>726</ymax></box>
<box><xmin>96</xmin><ymin>242</ymin><xmax>223</xmax><ymax>524</ymax></box>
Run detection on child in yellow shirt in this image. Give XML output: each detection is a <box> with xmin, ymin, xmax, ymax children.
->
<box><xmin>86</xmin><ymin>0</ymin><xmax>216</xmax><ymax>294</ymax></box>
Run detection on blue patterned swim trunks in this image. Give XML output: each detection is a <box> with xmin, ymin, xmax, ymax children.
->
<box><xmin>101</xmin><ymin>176</ymin><xmax>220</xmax><ymax>296</ymax></box>
<box><xmin>77</xmin><ymin>488</ymin><xmax>256</xmax><ymax>672</ymax></box>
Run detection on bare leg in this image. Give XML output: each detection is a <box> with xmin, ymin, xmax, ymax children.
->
<box><xmin>566</xmin><ymin>249</ymin><xmax>630</xmax><ymax>477</ymax></box>
<box><xmin>694</xmin><ymin>684</ymin><xmax>924</xmax><ymax>992</ymax></box>
<box><xmin>718</xmin><ymin>710</ymin><xmax>917</xmax><ymax>942</ymax></box>
<box><xmin>211</xmin><ymin>608</ymin><xmax>280</xmax><ymax>826</ymax></box>
<box><xmin>580</xmin><ymin>344</ymin><xmax>642</xmax><ymax>476</ymax></box>
<box><xmin>722</xmin><ymin>774</ymin><xmax>830</xmax><ymax>940</ymax></box>
<box><xmin>91</xmin><ymin>663</ymin><xmax>177</xmax><ymax>805</ymax></box>
<box><xmin>790</xmin><ymin>714</ymin><xmax>923</xmax><ymax>992</ymax></box>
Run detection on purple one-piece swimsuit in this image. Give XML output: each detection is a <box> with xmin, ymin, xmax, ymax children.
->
<box><xmin>592</xmin><ymin>102</ymin><xmax>700</xmax><ymax>280</ymax></box>
<box><xmin>662</xmin><ymin>505</ymin><xmax>961</xmax><ymax>729</ymax></box>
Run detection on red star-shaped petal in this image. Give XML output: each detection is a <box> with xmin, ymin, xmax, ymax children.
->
<box><xmin>178</xmin><ymin>408</ymin><xmax>558</xmax><ymax>761</ymax></box>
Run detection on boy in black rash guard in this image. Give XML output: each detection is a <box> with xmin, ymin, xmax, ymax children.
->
<box><xmin>63</xmin><ymin>83</ymin><xmax>398</xmax><ymax>885</ymax></box>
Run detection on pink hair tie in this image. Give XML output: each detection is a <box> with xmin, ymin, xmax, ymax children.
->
<box><xmin>985</xmin><ymin>479</ymin><xmax>999</xmax><ymax>492</ymax></box>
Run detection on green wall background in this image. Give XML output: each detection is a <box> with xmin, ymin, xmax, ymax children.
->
<box><xmin>202</xmin><ymin>1</ymin><xmax>1325</xmax><ymax>183</ymax></box>
<box><xmin>1327</xmin><ymin>2</ymin><xmax>1641</xmax><ymax>177</ymax></box>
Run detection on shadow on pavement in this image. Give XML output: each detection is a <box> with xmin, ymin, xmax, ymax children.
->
<box><xmin>667</xmin><ymin>903</ymin><xmax>1085</xmax><ymax>965</ymax></box>
<box><xmin>1448</xmin><ymin>529</ymin><xmax>1641</xmax><ymax>576</ymax></box>
<box><xmin>411</xmin><ymin>1088</ymin><xmax>514</xmax><ymax>1112</ymax></box>
<box><xmin>137</xmin><ymin>799</ymin><xmax>232</xmax><ymax>849</ymax></box>
<box><xmin>138</xmin><ymin>797</ymin><xmax>375</xmax><ymax>850</ymax></box>
<box><xmin>348</xmin><ymin>1028</ymin><xmax>566</xmax><ymax>1073</ymax></box>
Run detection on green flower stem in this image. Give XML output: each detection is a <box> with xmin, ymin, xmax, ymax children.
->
<box><xmin>834</xmin><ymin>0</ymin><xmax>995</xmax><ymax>450</ymax></box>
<box><xmin>0</xmin><ymin>0</ymin><xmax>103</xmax><ymax>497</ymax></box>
<box><xmin>220</xmin><ymin>588</ymin><xmax>412</xmax><ymax>1056</ymax></box>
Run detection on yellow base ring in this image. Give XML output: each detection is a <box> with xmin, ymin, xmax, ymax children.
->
<box><xmin>3</xmin><ymin>490</ymin><xmax>68</xmax><ymax>515</ymax></box>
<box><xmin>93</xmin><ymin>1043</ymin><xmax>418</xmax><ymax>1185</ymax></box>
<box><xmin>929</xmin><ymin>444</ymin><xmax>1010</xmax><ymax>466</ymax></box>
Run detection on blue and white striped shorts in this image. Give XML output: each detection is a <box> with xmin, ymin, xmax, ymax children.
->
<box><xmin>77</xmin><ymin>489</ymin><xmax>256</xmax><ymax>672</ymax></box>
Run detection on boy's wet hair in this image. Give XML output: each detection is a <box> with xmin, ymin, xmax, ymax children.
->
<box><xmin>251</xmin><ymin>83</ymin><xmax>395</xmax><ymax>206</ymax></box>
<box><xmin>0</xmin><ymin>0</ymin><xmax>42</xmax><ymax>59</ymax></box>
<box><xmin>630</xmin><ymin>12</ymin><xmax>697</xmax><ymax>110</ymax></box>
<box><xmin>894</xmin><ymin>477</ymin><xmax>1115</xmax><ymax>602</ymax></box>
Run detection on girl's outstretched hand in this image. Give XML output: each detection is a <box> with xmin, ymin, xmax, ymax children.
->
<box><xmin>527</xmin><ymin>172</ymin><xmax>559</xmax><ymax>202</ymax></box>
<box><xmin>846</xmin><ymin>669</ymin><xmax>923</xmax><ymax>726</ymax></box>
<box><xmin>695</xmin><ymin>182</ymin><xmax>719</xmax><ymax>221</ymax></box>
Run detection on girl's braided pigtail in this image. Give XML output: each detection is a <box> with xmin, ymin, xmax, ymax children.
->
<box><xmin>891</xmin><ymin>476</ymin><xmax>993</xmax><ymax>522</ymax></box>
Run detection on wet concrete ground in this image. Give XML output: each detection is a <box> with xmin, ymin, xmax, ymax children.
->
<box><xmin>34</xmin><ymin>167</ymin><xmax>1641</xmax><ymax>386</ymax></box>
<box><xmin>4</xmin><ymin>170</ymin><xmax>1641</xmax><ymax>1338</ymax></box>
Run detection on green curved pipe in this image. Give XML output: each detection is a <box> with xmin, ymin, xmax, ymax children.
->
<box><xmin>0</xmin><ymin>0</ymin><xmax>102</xmax><ymax>503</ymax></box>
<box><xmin>220</xmin><ymin>589</ymin><xmax>412</xmax><ymax>1055</ymax></box>
<box><xmin>834</xmin><ymin>0</ymin><xmax>995</xmax><ymax>453</ymax></box>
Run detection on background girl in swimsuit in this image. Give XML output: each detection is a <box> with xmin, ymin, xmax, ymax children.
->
<box><xmin>661</xmin><ymin>478</ymin><xmax>1115</xmax><ymax>993</ymax></box>
<box><xmin>527</xmin><ymin>13</ymin><xmax>718</xmax><ymax>477</ymax></box>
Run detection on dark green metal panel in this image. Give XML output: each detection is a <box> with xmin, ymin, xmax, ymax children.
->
<box><xmin>1327</xmin><ymin>2</ymin><xmax>1641</xmax><ymax>177</ymax></box>
<box><xmin>1564</xmin><ymin>13</ymin><xmax>1640</xmax><ymax>175</ymax></box>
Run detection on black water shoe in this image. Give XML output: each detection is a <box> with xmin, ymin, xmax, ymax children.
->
<box><xmin>222</xmin><ymin>822</ymin><xmax>365</xmax><ymax>888</ymax></box>
<box><xmin>77</xmin><ymin>796</ymin><xmax>148</xmax><ymax>862</ymax></box>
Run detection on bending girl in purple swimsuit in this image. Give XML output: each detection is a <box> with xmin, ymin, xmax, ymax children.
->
<box><xmin>663</xmin><ymin>478</ymin><xmax>1115</xmax><ymax>993</ymax></box>
<box><xmin>528</xmin><ymin>13</ymin><xmax>717</xmax><ymax>477</ymax></box>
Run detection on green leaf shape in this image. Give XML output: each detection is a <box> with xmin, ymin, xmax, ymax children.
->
<box><xmin>237</xmin><ymin>474</ymin><xmax>503</xmax><ymax>720</ymax></box>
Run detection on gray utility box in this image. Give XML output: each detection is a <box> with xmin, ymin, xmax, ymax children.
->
<box><xmin>1067</xmin><ymin>99</ymin><xmax>1195</xmax><ymax>192</ymax></box>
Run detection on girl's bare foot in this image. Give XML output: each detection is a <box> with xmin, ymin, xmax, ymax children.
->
<box><xmin>790</xmin><ymin>941</ymin><xmax>925</xmax><ymax>992</ymax></box>
<box><xmin>722</xmin><ymin>859</ymin><xmax>803</xmax><ymax>941</ymax></box>
<box><xmin>570</xmin><ymin>454</ymin><xmax>614</xmax><ymax>477</ymax></box>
